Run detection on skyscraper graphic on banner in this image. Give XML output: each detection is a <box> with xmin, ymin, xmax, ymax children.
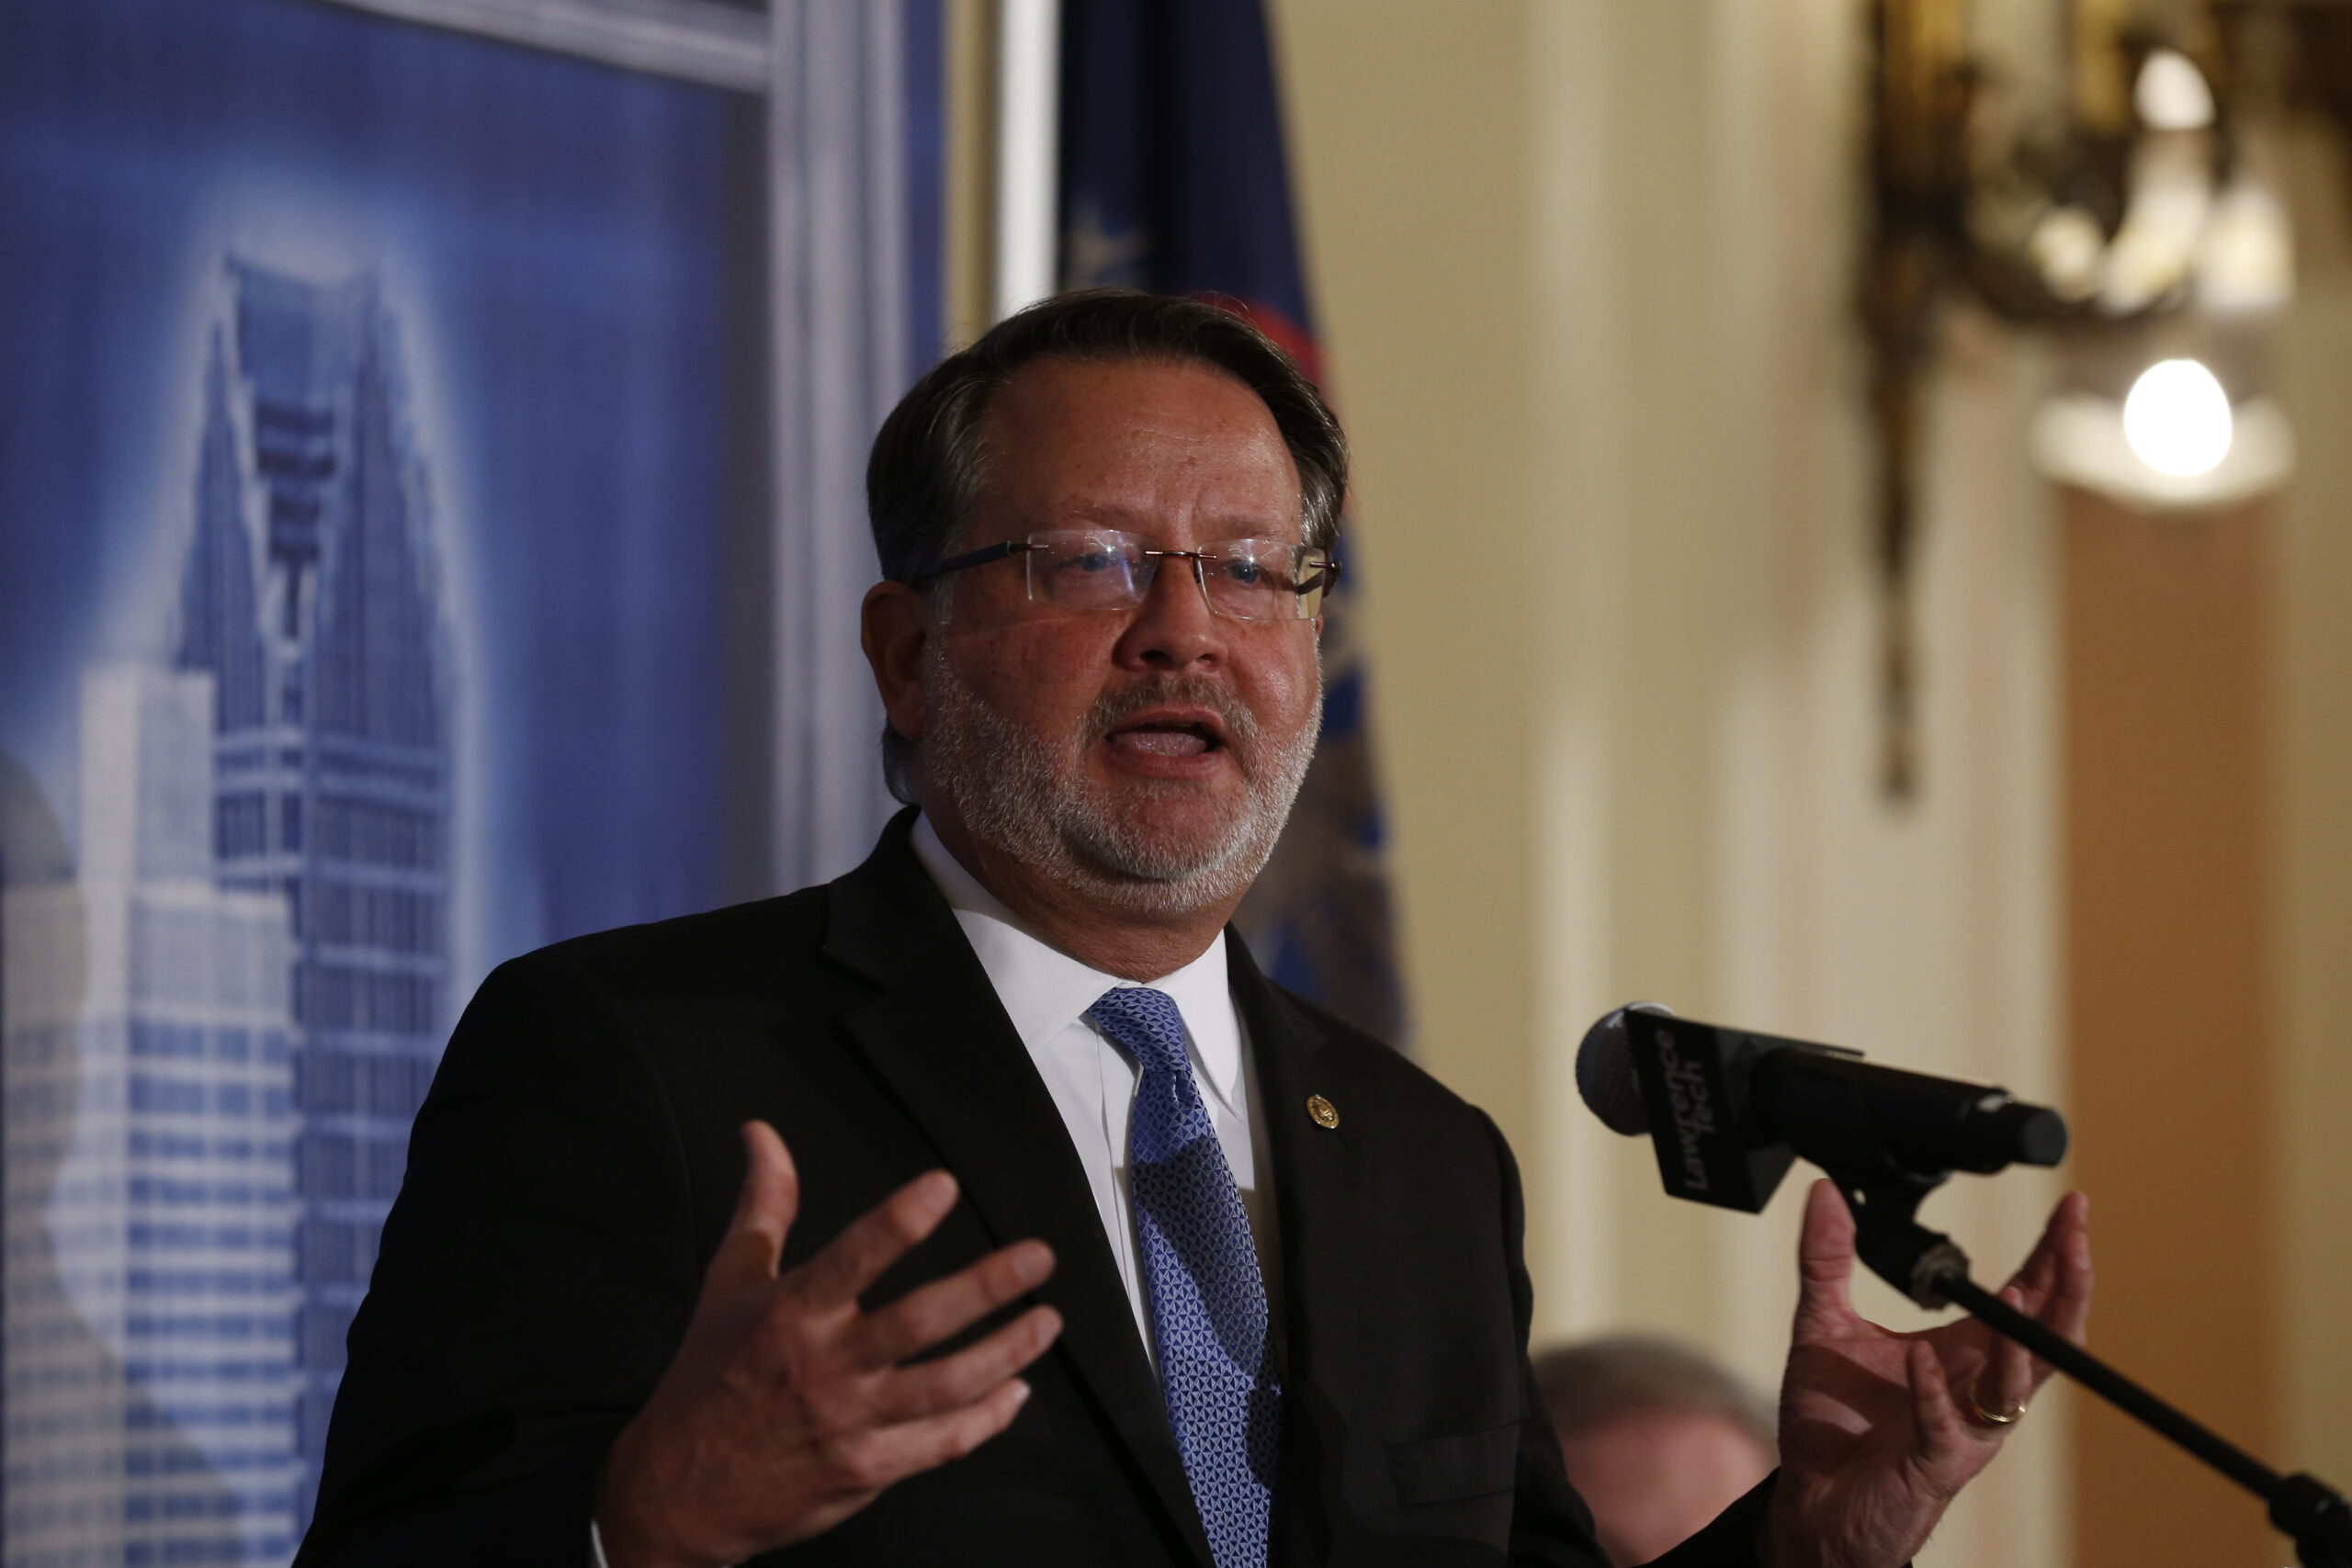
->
<box><xmin>1059</xmin><ymin>0</ymin><xmax>1406</xmax><ymax>1044</ymax></box>
<box><xmin>3</xmin><ymin>254</ymin><xmax>455</xmax><ymax>1562</ymax></box>
<box><xmin>179</xmin><ymin>259</ymin><xmax>453</xmax><ymax>1530</ymax></box>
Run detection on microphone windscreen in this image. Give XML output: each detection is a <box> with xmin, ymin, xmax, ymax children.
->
<box><xmin>1576</xmin><ymin>1003</ymin><xmax>1674</xmax><ymax>1135</ymax></box>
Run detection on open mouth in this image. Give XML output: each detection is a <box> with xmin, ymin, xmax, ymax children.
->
<box><xmin>1105</xmin><ymin>710</ymin><xmax>1228</xmax><ymax>759</ymax></box>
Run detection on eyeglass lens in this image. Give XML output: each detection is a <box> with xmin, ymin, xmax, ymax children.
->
<box><xmin>1022</xmin><ymin>530</ymin><xmax>1329</xmax><ymax>621</ymax></box>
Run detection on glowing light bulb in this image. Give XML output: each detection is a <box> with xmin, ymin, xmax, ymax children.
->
<box><xmin>2136</xmin><ymin>49</ymin><xmax>2214</xmax><ymax>131</ymax></box>
<box><xmin>2122</xmin><ymin>358</ymin><xmax>2233</xmax><ymax>477</ymax></box>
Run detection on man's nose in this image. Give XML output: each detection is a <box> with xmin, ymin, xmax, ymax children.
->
<box><xmin>1114</xmin><ymin>556</ymin><xmax>1226</xmax><ymax>671</ymax></box>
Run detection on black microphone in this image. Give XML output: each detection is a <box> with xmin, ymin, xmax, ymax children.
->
<box><xmin>1577</xmin><ymin>1004</ymin><xmax>2068</xmax><ymax>1213</ymax></box>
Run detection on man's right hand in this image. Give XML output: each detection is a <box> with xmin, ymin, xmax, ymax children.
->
<box><xmin>594</xmin><ymin>1121</ymin><xmax>1062</xmax><ymax>1568</ymax></box>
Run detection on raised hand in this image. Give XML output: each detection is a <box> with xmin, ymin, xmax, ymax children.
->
<box><xmin>1764</xmin><ymin>1179</ymin><xmax>2093</xmax><ymax>1568</ymax></box>
<box><xmin>594</xmin><ymin>1122</ymin><xmax>1062</xmax><ymax>1568</ymax></box>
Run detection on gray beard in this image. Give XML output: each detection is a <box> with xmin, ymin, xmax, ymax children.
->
<box><xmin>921</xmin><ymin>647</ymin><xmax>1320</xmax><ymax>919</ymax></box>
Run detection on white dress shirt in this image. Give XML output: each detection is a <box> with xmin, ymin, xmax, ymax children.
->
<box><xmin>910</xmin><ymin>814</ymin><xmax>1283</xmax><ymax>1360</ymax></box>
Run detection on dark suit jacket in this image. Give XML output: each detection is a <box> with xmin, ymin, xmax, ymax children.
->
<box><xmin>295</xmin><ymin>813</ymin><xmax>1768</xmax><ymax>1566</ymax></box>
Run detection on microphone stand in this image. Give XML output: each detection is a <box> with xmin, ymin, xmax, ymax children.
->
<box><xmin>1824</xmin><ymin>1159</ymin><xmax>2352</xmax><ymax>1568</ymax></box>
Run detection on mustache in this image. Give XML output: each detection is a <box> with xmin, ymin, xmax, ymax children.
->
<box><xmin>1081</xmin><ymin>675</ymin><xmax>1261</xmax><ymax>750</ymax></box>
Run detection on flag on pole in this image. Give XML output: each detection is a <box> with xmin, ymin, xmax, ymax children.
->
<box><xmin>1059</xmin><ymin>0</ymin><xmax>1406</xmax><ymax>1045</ymax></box>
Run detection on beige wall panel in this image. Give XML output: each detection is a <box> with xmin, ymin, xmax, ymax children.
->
<box><xmin>1269</xmin><ymin>0</ymin><xmax>1547</xmax><ymax>1161</ymax></box>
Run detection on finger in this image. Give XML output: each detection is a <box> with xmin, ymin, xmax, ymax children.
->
<box><xmin>1998</xmin><ymin>1210</ymin><xmax>2059</xmax><ymax>1312</ymax></box>
<box><xmin>1979</xmin><ymin>1283</ymin><xmax>2037</xmax><ymax>1414</ymax></box>
<box><xmin>2030</xmin><ymin>1192</ymin><xmax>2093</xmax><ymax>1379</ymax></box>
<box><xmin>1792</xmin><ymin>1179</ymin><xmax>1861</xmax><ymax>1339</ymax></box>
<box><xmin>787</xmin><ymin>1170</ymin><xmax>961</xmax><ymax>1312</ymax></box>
<box><xmin>707</xmin><ymin>1121</ymin><xmax>800</xmax><ymax>1293</ymax></box>
<box><xmin>856</xmin><ymin>1240</ymin><xmax>1057</xmax><ymax>1367</ymax></box>
<box><xmin>1908</xmin><ymin>1340</ymin><xmax>1974</xmax><ymax>1478</ymax></box>
<box><xmin>2000</xmin><ymin>1189</ymin><xmax>2077</xmax><ymax>1315</ymax></box>
<box><xmin>824</xmin><ymin>1378</ymin><xmax>1035</xmax><ymax>1497</ymax></box>
<box><xmin>869</xmin><ymin>1304</ymin><xmax>1063</xmax><ymax>1423</ymax></box>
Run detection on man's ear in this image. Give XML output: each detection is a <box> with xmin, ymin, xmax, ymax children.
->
<box><xmin>861</xmin><ymin>580</ymin><xmax>929</xmax><ymax>748</ymax></box>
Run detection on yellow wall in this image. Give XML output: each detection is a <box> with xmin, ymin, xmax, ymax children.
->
<box><xmin>1267</xmin><ymin>8</ymin><xmax>2351</xmax><ymax>1564</ymax></box>
<box><xmin>2061</xmin><ymin>486</ymin><xmax>2277</xmax><ymax>1567</ymax></box>
<box><xmin>1270</xmin><ymin>2</ymin><xmax>2067</xmax><ymax>1562</ymax></box>
<box><xmin>2275</xmin><ymin>121</ymin><xmax>2352</xmax><ymax>1510</ymax></box>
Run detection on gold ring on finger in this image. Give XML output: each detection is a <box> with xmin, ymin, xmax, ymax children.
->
<box><xmin>1966</xmin><ymin>1380</ymin><xmax>2025</xmax><ymax>1427</ymax></box>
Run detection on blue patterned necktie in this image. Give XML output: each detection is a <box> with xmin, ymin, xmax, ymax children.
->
<box><xmin>1086</xmin><ymin>986</ymin><xmax>1281</xmax><ymax>1568</ymax></box>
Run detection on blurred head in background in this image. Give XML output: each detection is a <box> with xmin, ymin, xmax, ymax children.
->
<box><xmin>1533</xmin><ymin>1334</ymin><xmax>1778</xmax><ymax>1567</ymax></box>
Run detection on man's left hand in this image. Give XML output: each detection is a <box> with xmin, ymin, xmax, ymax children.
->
<box><xmin>1763</xmin><ymin>1179</ymin><xmax>2093</xmax><ymax>1568</ymax></box>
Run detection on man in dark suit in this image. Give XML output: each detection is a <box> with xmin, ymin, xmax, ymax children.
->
<box><xmin>295</xmin><ymin>290</ymin><xmax>2090</xmax><ymax>1568</ymax></box>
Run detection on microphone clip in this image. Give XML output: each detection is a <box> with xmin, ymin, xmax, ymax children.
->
<box><xmin>1767</xmin><ymin>1054</ymin><xmax>1975</xmax><ymax>1308</ymax></box>
<box><xmin>1820</xmin><ymin>1163</ymin><xmax>1973</xmax><ymax>1311</ymax></box>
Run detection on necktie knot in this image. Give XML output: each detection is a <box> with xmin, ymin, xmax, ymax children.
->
<box><xmin>1088</xmin><ymin>987</ymin><xmax>1207</xmax><ymax>1168</ymax></box>
<box><xmin>1085</xmin><ymin>985</ymin><xmax>1192</xmax><ymax>1080</ymax></box>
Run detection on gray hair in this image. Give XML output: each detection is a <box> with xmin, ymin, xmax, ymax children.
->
<box><xmin>1531</xmin><ymin>1335</ymin><xmax>1778</xmax><ymax>1456</ymax></box>
<box><xmin>865</xmin><ymin>288</ymin><xmax>1349</xmax><ymax>804</ymax></box>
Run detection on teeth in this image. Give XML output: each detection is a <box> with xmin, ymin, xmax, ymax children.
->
<box><xmin>1112</xmin><ymin>728</ymin><xmax>1209</xmax><ymax>757</ymax></box>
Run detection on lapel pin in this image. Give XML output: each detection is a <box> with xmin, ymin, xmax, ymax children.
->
<box><xmin>1306</xmin><ymin>1093</ymin><xmax>1340</xmax><ymax>1131</ymax></box>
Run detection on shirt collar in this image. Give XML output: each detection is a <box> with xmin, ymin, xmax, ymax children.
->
<box><xmin>910</xmin><ymin>813</ymin><xmax>1239</xmax><ymax>1101</ymax></box>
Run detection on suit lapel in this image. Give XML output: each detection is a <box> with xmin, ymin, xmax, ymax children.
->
<box><xmin>820</xmin><ymin>817</ymin><xmax>1216</xmax><ymax>1568</ymax></box>
<box><xmin>1229</xmin><ymin>939</ymin><xmax>1372</xmax><ymax>1564</ymax></box>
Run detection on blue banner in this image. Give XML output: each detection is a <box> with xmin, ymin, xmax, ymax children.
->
<box><xmin>1058</xmin><ymin>0</ymin><xmax>1407</xmax><ymax>1045</ymax></box>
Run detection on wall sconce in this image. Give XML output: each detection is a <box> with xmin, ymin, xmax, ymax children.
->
<box><xmin>1861</xmin><ymin>0</ymin><xmax>2346</xmax><ymax>798</ymax></box>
